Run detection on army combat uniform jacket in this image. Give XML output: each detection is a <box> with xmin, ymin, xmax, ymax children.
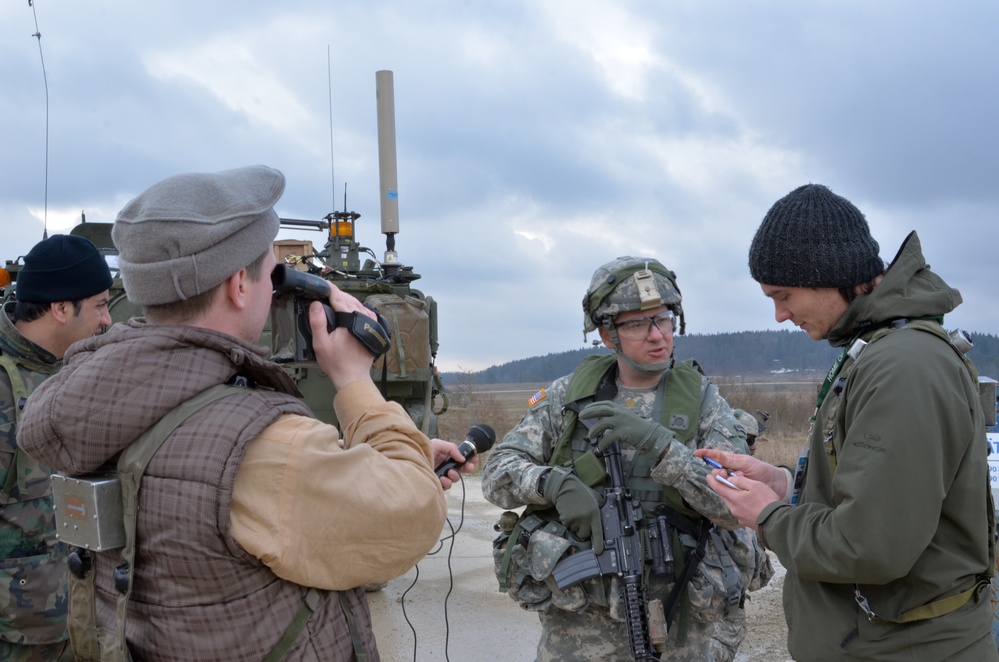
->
<box><xmin>0</xmin><ymin>302</ymin><xmax>69</xmax><ymax>649</ymax></box>
<box><xmin>18</xmin><ymin>320</ymin><xmax>447</xmax><ymax>661</ymax></box>
<box><xmin>758</xmin><ymin>233</ymin><xmax>998</xmax><ymax>661</ymax></box>
<box><xmin>482</xmin><ymin>358</ymin><xmax>771</xmax><ymax>661</ymax></box>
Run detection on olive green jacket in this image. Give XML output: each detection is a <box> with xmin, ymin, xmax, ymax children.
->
<box><xmin>0</xmin><ymin>302</ymin><xmax>69</xmax><ymax>646</ymax></box>
<box><xmin>758</xmin><ymin>233</ymin><xmax>997</xmax><ymax>661</ymax></box>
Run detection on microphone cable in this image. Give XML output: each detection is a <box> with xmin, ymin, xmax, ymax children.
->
<box><xmin>400</xmin><ymin>471</ymin><xmax>467</xmax><ymax>662</ymax></box>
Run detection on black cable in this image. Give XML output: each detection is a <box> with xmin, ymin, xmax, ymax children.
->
<box><xmin>400</xmin><ymin>563</ymin><xmax>419</xmax><ymax>661</ymax></box>
<box><xmin>440</xmin><ymin>474</ymin><xmax>467</xmax><ymax>661</ymax></box>
<box><xmin>399</xmin><ymin>472</ymin><xmax>467</xmax><ymax>661</ymax></box>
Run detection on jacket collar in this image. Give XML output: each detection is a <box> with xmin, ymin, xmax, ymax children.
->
<box><xmin>826</xmin><ymin>231</ymin><xmax>961</xmax><ymax>348</ymax></box>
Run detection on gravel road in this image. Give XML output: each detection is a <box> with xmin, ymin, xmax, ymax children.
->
<box><xmin>367</xmin><ymin>475</ymin><xmax>792</xmax><ymax>661</ymax></box>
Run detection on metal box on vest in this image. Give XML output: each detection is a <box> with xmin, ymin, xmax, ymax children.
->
<box><xmin>51</xmin><ymin>473</ymin><xmax>126</xmax><ymax>551</ymax></box>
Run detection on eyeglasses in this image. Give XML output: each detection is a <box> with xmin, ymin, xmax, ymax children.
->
<box><xmin>613</xmin><ymin>310</ymin><xmax>675</xmax><ymax>339</ymax></box>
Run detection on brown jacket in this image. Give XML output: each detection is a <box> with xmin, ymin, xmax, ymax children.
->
<box><xmin>18</xmin><ymin>320</ymin><xmax>442</xmax><ymax>661</ymax></box>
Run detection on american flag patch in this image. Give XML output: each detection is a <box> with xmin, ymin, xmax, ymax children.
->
<box><xmin>528</xmin><ymin>389</ymin><xmax>547</xmax><ymax>407</ymax></box>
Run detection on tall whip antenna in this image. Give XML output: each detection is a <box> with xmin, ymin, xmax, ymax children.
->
<box><xmin>28</xmin><ymin>0</ymin><xmax>50</xmax><ymax>239</ymax></box>
<box><xmin>327</xmin><ymin>45</ymin><xmax>336</xmax><ymax>211</ymax></box>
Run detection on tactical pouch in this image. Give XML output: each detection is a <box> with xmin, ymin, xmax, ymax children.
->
<box><xmin>571</xmin><ymin>450</ymin><xmax>608</xmax><ymax>488</ymax></box>
<box><xmin>492</xmin><ymin>511</ymin><xmax>587</xmax><ymax>612</ymax></box>
<box><xmin>268</xmin><ymin>296</ymin><xmax>298</xmax><ymax>362</ymax></box>
<box><xmin>0</xmin><ymin>551</ymin><xmax>70</xmax><ymax>637</ymax></box>
<box><xmin>366</xmin><ymin>293</ymin><xmax>433</xmax><ymax>383</ymax></box>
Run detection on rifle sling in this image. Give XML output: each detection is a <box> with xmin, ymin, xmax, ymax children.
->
<box><xmin>663</xmin><ymin>517</ymin><xmax>713</xmax><ymax>629</ymax></box>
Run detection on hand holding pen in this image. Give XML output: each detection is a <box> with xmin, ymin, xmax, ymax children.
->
<box><xmin>702</xmin><ymin>456</ymin><xmax>743</xmax><ymax>490</ymax></box>
<box><xmin>694</xmin><ymin>448</ymin><xmax>787</xmax><ymax>531</ymax></box>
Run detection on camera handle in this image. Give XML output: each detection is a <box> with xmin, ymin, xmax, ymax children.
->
<box><xmin>312</xmin><ymin>302</ymin><xmax>392</xmax><ymax>358</ymax></box>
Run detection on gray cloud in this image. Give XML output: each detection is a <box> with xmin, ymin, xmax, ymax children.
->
<box><xmin>3</xmin><ymin>0</ymin><xmax>996</xmax><ymax>371</ymax></box>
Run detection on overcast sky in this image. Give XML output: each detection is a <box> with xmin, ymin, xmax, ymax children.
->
<box><xmin>2</xmin><ymin>1</ymin><xmax>997</xmax><ymax>372</ymax></box>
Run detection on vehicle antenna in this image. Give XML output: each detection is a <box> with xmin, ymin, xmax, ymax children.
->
<box><xmin>28</xmin><ymin>0</ymin><xmax>50</xmax><ymax>239</ymax></box>
<box><xmin>327</xmin><ymin>45</ymin><xmax>336</xmax><ymax>212</ymax></box>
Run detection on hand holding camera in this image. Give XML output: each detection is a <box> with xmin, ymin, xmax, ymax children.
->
<box><xmin>271</xmin><ymin>264</ymin><xmax>392</xmax><ymax>367</ymax></box>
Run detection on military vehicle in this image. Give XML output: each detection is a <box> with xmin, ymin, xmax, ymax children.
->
<box><xmin>1</xmin><ymin>70</ymin><xmax>447</xmax><ymax>437</ymax></box>
<box><xmin>264</xmin><ymin>70</ymin><xmax>446</xmax><ymax>435</ymax></box>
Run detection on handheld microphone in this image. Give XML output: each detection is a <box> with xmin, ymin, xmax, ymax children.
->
<box><xmin>435</xmin><ymin>424</ymin><xmax>496</xmax><ymax>477</ymax></box>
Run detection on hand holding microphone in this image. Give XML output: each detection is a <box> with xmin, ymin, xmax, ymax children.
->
<box><xmin>434</xmin><ymin>424</ymin><xmax>496</xmax><ymax>485</ymax></box>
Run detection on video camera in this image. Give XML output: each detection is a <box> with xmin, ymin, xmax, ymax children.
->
<box><xmin>270</xmin><ymin>264</ymin><xmax>391</xmax><ymax>362</ymax></box>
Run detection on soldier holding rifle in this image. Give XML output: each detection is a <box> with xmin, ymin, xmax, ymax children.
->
<box><xmin>483</xmin><ymin>256</ymin><xmax>771</xmax><ymax>661</ymax></box>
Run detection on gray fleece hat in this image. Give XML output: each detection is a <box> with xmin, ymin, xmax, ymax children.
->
<box><xmin>112</xmin><ymin>165</ymin><xmax>284</xmax><ymax>305</ymax></box>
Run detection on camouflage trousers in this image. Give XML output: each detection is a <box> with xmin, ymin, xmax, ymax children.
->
<box><xmin>0</xmin><ymin>639</ymin><xmax>73</xmax><ymax>662</ymax></box>
<box><xmin>536</xmin><ymin>605</ymin><xmax>717</xmax><ymax>662</ymax></box>
<box><xmin>710</xmin><ymin>606</ymin><xmax>747</xmax><ymax>662</ymax></box>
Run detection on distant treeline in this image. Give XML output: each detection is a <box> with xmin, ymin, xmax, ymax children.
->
<box><xmin>441</xmin><ymin>329</ymin><xmax>999</xmax><ymax>385</ymax></box>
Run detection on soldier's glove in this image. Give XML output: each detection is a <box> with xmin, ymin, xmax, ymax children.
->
<box><xmin>542</xmin><ymin>467</ymin><xmax>606</xmax><ymax>554</ymax></box>
<box><xmin>580</xmin><ymin>401</ymin><xmax>674</xmax><ymax>464</ymax></box>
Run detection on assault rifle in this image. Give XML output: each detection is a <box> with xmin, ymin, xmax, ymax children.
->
<box><xmin>551</xmin><ymin>437</ymin><xmax>670</xmax><ymax>662</ymax></box>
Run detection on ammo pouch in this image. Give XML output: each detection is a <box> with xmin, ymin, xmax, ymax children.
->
<box><xmin>492</xmin><ymin>510</ymin><xmax>588</xmax><ymax>613</ymax></box>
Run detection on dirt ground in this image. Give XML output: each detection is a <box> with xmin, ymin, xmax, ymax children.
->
<box><xmin>367</xmin><ymin>475</ymin><xmax>791</xmax><ymax>661</ymax></box>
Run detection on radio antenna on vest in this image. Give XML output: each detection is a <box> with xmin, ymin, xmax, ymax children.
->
<box><xmin>28</xmin><ymin>0</ymin><xmax>50</xmax><ymax>239</ymax></box>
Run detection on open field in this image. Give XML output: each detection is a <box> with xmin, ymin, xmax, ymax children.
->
<box><xmin>438</xmin><ymin>376</ymin><xmax>820</xmax><ymax>468</ymax></box>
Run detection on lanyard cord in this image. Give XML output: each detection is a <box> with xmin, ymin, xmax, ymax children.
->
<box><xmin>812</xmin><ymin>315</ymin><xmax>944</xmax><ymax>415</ymax></box>
<box><xmin>814</xmin><ymin>347</ymin><xmax>849</xmax><ymax>416</ymax></box>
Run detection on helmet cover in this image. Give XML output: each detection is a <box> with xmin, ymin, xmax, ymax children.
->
<box><xmin>582</xmin><ymin>256</ymin><xmax>683</xmax><ymax>334</ymax></box>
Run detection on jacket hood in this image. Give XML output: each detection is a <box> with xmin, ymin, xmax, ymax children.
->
<box><xmin>18</xmin><ymin>319</ymin><xmax>303</xmax><ymax>474</ymax></box>
<box><xmin>826</xmin><ymin>231</ymin><xmax>962</xmax><ymax>348</ymax></box>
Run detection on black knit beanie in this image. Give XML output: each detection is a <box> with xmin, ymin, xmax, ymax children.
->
<box><xmin>748</xmin><ymin>184</ymin><xmax>884</xmax><ymax>288</ymax></box>
<box><xmin>16</xmin><ymin>234</ymin><xmax>113</xmax><ymax>303</ymax></box>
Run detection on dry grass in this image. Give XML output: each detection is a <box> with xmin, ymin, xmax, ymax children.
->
<box><xmin>437</xmin><ymin>375</ymin><xmax>537</xmax><ymax>473</ymax></box>
<box><xmin>715</xmin><ymin>377</ymin><xmax>817</xmax><ymax>468</ymax></box>
<box><xmin>438</xmin><ymin>373</ymin><xmax>820</xmax><ymax>471</ymax></box>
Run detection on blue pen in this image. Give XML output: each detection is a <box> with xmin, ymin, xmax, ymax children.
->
<box><xmin>702</xmin><ymin>457</ymin><xmax>743</xmax><ymax>490</ymax></box>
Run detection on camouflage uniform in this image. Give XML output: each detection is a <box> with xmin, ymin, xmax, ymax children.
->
<box><xmin>0</xmin><ymin>303</ymin><xmax>70</xmax><ymax>661</ymax></box>
<box><xmin>482</xmin><ymin>368</ymin><xmax>772</xmax><ymax>661</ymax></box>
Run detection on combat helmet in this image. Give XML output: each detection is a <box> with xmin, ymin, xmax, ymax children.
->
<box><xmin>583</xmin><ymin>256</ymin><xmax>685</xmax><ymax>336</ymax></box>
<box><xmin>733</xmin><ymin>409</ymin><xmax>760</xmax><ymax>437</ymax></box>
<box><xmin>582</xmin><ymin>256</ymin><xmax>685</xmax><ymax>376</ymax></box>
